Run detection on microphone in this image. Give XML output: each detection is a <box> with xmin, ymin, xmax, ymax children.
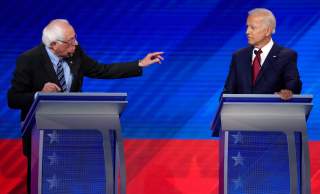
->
<box><xmin>64</xmin><ymin>56</ymin><xmax>73</xmax><ymax>64</ymax></box>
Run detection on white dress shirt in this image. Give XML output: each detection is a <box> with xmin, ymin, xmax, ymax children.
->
<box><xmin>252</xmin><ymin>39</ymin><xmax>274</xmax><ymax>67</ymax></box>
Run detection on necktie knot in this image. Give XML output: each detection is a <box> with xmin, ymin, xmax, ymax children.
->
<box><xmin>254</xmin><ymin>49</ymin><xmax>262</xmax><ymax>56</ymax></box>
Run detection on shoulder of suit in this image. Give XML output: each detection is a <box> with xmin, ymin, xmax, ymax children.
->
<box><xmin>273</xmin><ymin>43</ymin><xmax>297</xmax><ymax>56</ymax></box>
<box><xmin>273</xmin><ymin>43</ymin><xmax>296</xmax><ymax>53</ymax></box>
<box><xmin>233</xmin><ymin>46</ymin><xmax>252</xmax><ymax>56</ymax></box>
<box><xmin>19</xmin><ymin>44</ymin><xmax>45</xmax><ymax>59</ymax></box>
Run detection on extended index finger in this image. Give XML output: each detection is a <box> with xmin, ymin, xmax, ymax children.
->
<box><xmin>150</xmin><ymin>51</ymin><xmax>164</xmax><ymax>56</ymax></box>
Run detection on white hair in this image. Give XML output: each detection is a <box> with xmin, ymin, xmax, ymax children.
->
<box><xmin>248</xmin><ymin>8</ymin><xmax>276</xmax><ymax>34</ymax></box>
<box><xmin>42</xmin><ymin>19</ymin><xmax>70</xmax><ymax>47</ymax></box>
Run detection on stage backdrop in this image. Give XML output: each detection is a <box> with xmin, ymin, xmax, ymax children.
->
<box><xmin>0</xmin><ymin>0</ymin><xmax>319</xmax><ymax>193</ymax></box>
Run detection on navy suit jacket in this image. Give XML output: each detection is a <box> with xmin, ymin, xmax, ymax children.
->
<box><xmin>223</xmin><ymin>43</ymin><xmax>302</xmax><ymax>94</ymax></box>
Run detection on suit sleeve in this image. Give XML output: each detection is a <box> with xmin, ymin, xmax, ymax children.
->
<box><xmin>223</xmin><ymin>53</ymin><xmax>237</xmax><ymax>94</ymax></box>
<box><xmin>77</xmin><ymin>47</ymin><xmax>143</xmax><ymax>79</ymax></box>
<box><xmin>283</xmin><ymin>51</ymin><xmax>302</xmax><ymax>94</ymax></box>
<box><xmin>7</xmin><ymin>54</ymin><xmax>36</xmax><ymax>111</ymax></box>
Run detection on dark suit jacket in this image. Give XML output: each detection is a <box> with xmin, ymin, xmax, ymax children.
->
<box><xmin>7</xmin><ymin>44</ymin><xmax>142</xmax><ymax>121</ymax></box>
<box><xmin>223</xmin><ymin>43</ymin><xmax>302</xmax><ymax>94</ymax></box>
<box><xmin>7</xmin><ymin>44</ymin><xmax>143</xmax><ymax>193</ymax></box>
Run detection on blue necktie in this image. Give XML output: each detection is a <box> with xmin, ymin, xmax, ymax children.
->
<box><xmin>56</xmin><ymin>60</ymin><xmax>67</xmax><ymax>92</ymax></box>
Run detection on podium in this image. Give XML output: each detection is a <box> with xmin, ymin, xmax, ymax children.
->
<box><xmin>212</xmin><ymin>94</ymin><xmax>313</xmax><ymax>194</ymax></box>
<box><xmin>21</xmin><ymin>92</ymin><xmax>128</xmax><ymax>194</ymax></box>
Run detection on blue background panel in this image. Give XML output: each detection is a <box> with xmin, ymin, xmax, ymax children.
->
<box><xmin>42</xmin><ymin>130</ymin><xmax>106</xmax><ymax>194</ymax></box>
<box><xmin>227</xmin><ymin>131</ymin><xmax>291</xmax><ymax>194</ymax></box>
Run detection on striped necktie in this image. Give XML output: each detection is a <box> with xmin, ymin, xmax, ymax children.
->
<box><xmin>56</xmin><ymin>60</ymin><xmax>67</xmax><ymax>92</ymax></box>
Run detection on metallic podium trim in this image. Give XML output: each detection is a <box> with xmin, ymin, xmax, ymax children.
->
<box><xmin>224</xmin><ymin>131</ymin><xmax>229</xmax><ymax>194</ymax></box>
<box><xmin>116</xmin><ymin>127</ymin><xmax>127</xmax><ymax>194</ymax></box>
<box><xmin>38</xmin><ymin>130</ymin><xmax>44</xmax><ymax>194</ymax></box>
<box><xmin>302</xmin><ymin>131</ymin><xmax>311</xmax><ymax>194</ymax></box>
<box><xmin>286</xmin><ymin>132</ymin><xmax>298</xmax><ymax>194</ymax></box>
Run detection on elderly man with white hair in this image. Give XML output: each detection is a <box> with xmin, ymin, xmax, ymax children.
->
<box><xmin>223</xmin><ymin>8</ymin><xmax>302</xmax><ymax>99</ymax></box>
<box><xmin>7</xmin><ymin>19</ymin><xmax>164</xmax><ymax>193</ymax></box>
<box><xmin>8</xmin><ymin>19</ymin><xmax>164</xmax><ymax>120</ymax></box>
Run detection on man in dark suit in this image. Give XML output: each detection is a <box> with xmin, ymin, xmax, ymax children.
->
<box><xmin>223</xmin><ymin>8</ymin><xmax>302</xmax><ymax>99</ymax></box>
<box><xmin>7</xmin><ymin>19</ymin><xmax>164</xmax><ymax>193</ymax></box>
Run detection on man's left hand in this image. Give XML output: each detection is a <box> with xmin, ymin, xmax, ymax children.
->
<box><xmin>139</xmin><ymin>52</ymin><xmax>164</xmax><ymax>67</ymax></box>
<box><xmin>276</xmin><ymin>89</ymin><xmax>293</xmax><ymax>100</ymax></box>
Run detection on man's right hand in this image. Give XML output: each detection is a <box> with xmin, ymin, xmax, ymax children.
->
<box><xmin>276</xmin><ymin>89</ymin><xmax>293</xmax><ymax>100</ymax></box>
<box><xmin>41</xmin><ymin>82</ymin><xmax>61</xmax><ymax>92</ymax></box>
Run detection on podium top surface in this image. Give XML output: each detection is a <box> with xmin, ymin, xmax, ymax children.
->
<box><xmin>211</xmin><ymin>94</ymin><xmax>313</xmax><ymax>136</ymax></box>
<box><xmin>22</xmin><ymin>92</ymin><xmax>128</xmax><ymax>135</ymax></box>
<box><xmin>221</xmin><ymin>94</ymin><xmax>313</xmax><ymax>103</ymax></box>
<box><xmin>35</xmin><ymin>92</ymin><xmax>127</xmax><ymax>101</ymax></box>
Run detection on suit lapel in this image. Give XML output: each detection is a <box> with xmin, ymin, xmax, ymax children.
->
<box><xmin>255</xmin><ymin>43</ymin><xmax>281</xmax><ymax>85</ymax></box>
<box><xmin>66</xmin><ymin>56</ymin><xmax>79</xmax><ymax>91</ymax></box>
<box><xmin>244</xmin><ymin>46</ymin><xmax>254</xmax><ymax>89</ymax></box>
<box><xmin>40</xmin><ymin>45</ymin><xmax>60</xmax><ymax>85</ymax></box>
<box><xmin>66</xmin><ymin>56</ymin><xmax>78</xmax><ymax>78</ymax></box>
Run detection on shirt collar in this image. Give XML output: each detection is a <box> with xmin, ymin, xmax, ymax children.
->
<box><xmin>254</xmin><ymin>39</ymin><xmax>274</xmax><ymax>54</ymax></box>
<box><xmin>45</xmin><ymin>46</ymin><xmax>61</xmax><ymax>65</ymax></box>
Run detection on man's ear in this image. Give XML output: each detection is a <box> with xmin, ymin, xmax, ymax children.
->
<box><xmin>49</xmin><ymin>41</ymin><xmax>57</xmax><ymax>49</ymax></box>
<box><xmin>265</xmin><ymin>26</ymin><xmax>272</xmax><ymax>37</ymax></box>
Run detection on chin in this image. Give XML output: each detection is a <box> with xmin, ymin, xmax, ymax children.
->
<box><xmin>248</xmin><ymin>41</ymin><xmax>255</xmax><ymax>46</ymax></box>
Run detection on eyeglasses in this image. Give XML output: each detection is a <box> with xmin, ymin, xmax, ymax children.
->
<box><xmin>57</xmin><ymin>35</ymin><xmax>78</xmax><ymax>46</ymax></box>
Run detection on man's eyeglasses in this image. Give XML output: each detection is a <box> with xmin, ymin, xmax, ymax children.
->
<box><xmin>57</xmin><ymin>35</ymin><xmax>78</xmax><ymax>46</ymax></box>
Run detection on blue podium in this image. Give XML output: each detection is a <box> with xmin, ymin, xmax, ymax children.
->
<box><xmin>22</xmin><ymin>92</ymin><xmax>128</xmax><ymax>194</ymax></box>
<box><xmin>212</xmin><ymin>94</ymin><xmax>313</xmax><ymax>194</ymax></box>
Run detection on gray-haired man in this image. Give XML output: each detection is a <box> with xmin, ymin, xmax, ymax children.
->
<box><xmin>7</xmin><ymin>19</ymin><xmax>164</xmax><ymax>193</ymax></box>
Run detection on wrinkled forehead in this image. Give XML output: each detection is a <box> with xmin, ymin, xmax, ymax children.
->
<box><xmin>246</xmin><ymin>14</ymin><xmax>266</xmax><ymax>26</ymax></box>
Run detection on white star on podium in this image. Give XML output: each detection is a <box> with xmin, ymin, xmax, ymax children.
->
<box><xmin>232</xmin><ymin>152</ymin><xmax>244</xmax><ymax>166</ymax></box>
<box><xmin>47</xmin><ymin>130</ymin><xmax>59</xmax><ymax>144</ymax></box>
<box><xmin>47</xmin><ymin>174</ymin><xmax>58</xmax><ymax>190</ymax></box>
<box><xmin>231</xmin><ymin>132</ymin><xmax>243</xmax><ymax>144</ymax></box>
